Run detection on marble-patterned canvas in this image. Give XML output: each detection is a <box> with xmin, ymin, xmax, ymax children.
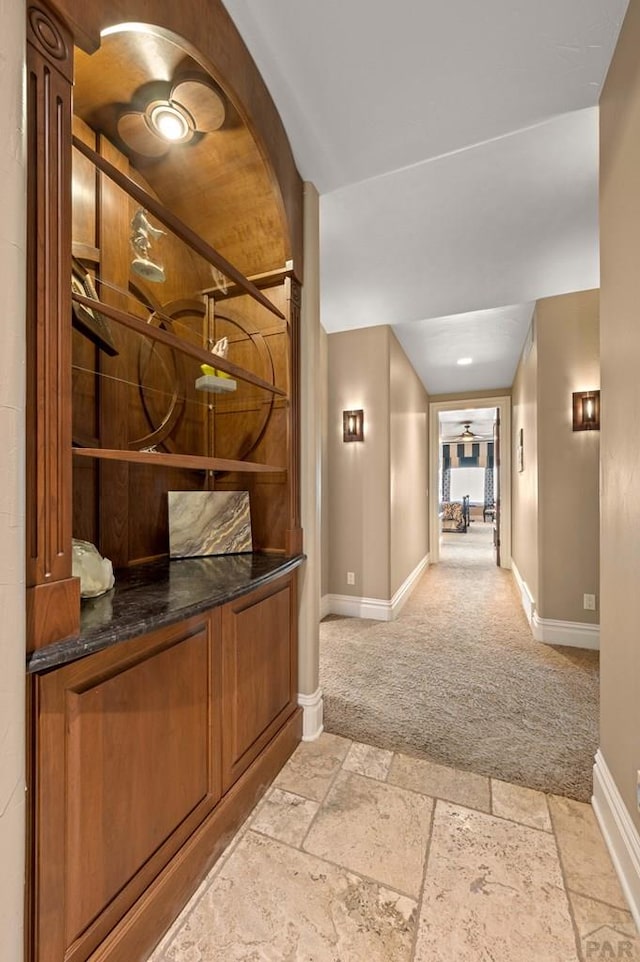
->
<box><xmin>168</xmin><ymin>491</ymin><xmax>252</xmax><ymax>558</ymax></box>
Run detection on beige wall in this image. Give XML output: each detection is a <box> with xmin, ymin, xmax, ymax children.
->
<box><xmin>599</xmin><ymin>0</ymin><xmax>640</xmax><ymax>832</ymax></box>
<box><xmin>327</xmin><ymin>326</ymin><xmax>391</xmax><ymax>599</ymax></box>
<box><xmin>326</xmin><ymin>326</ymin><xmax>429</xmax><ymax>601</ymax></box>
<box><xmin>537</xmin><ymin>291</ymin><xmax>600</xmax><ymax>623</ymax></box>
<box><xmin>320</xmin><ymin>326</ymin><xmax>329</xmax><ymax>598</ymax></box>
<box><xmin>511</xmin><ymin>292</ymin><xmax>600</xmax><ymax>625</ymax></box>
<box><xmin>298</xmin><ymin>182</ymin><xmax>321</xmax><ymax>697</ymax></box>
<box><xmin>511</xmin><ymin>324</ymin><xmax>539</xmax><ymax>602</ymax></box>
<box><xmin>0</xmin><ymin>0</ymin><xmax>26</xmax><ymax>957</ymax></box>
<box><xmin>389</xmin><ymin>332</ymin><xmax>430</xmax><ymax>595</ymax></box>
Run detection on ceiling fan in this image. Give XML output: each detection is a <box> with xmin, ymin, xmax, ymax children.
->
<box><xmin>442</xmin><ymin>421</ymin><xmax>478</xmax><ymax>442</ymax></box>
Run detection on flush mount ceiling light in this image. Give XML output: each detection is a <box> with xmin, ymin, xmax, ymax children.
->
<box><xmin>146</xmin><ymin>101</ymin><xmax>193</xmax><ymax>143</ymax></box>
<box><xmin>457</xmin><ymin>357</ymin><xmax>473</xmax><ymax>366</ymax></box>
<box><xmin>117</xmin><ymin>75</ymin><xmax>226</xmax><ymax>158</ymax></box>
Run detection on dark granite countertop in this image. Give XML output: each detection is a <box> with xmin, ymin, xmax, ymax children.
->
<box><xmin>27</xmin><ymin>552</ymin><xmax>305</xmax><ymax>674</ymax></box>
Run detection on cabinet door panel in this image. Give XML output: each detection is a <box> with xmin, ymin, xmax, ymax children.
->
<box><xmin>222</xmin><ymin>574</ymin><xmax>296</xmax><ymax>789</ymax></box>
<box><xmin>35</xmin><ymin>616</ymin><xmax>220</xmax><ymax>962</ymax></box>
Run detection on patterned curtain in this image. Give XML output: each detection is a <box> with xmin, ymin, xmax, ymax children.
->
<box><xmin>442</xmin><ymin>442</ymin><xmax>494</xmax><ymax>505</ymax></box>
<box><xmin>442</xmin><ymin>441</ymin><xmax>493</xmax><ymax>469</ymax></box>
<box><xmin>442</xmin><ymin>467</ymin><xmax>451</xmax><ymax>501</ymax></box>
<box><xmin>484</xmin><ymin>466</ymin><xmax>494</xmax><ymax>505</ymax></box>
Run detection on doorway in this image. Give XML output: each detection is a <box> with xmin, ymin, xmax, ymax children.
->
<box><xmin>429</xmin><ymin>395</ymin><xmax>511</xmax><ymax>567</ymax></box>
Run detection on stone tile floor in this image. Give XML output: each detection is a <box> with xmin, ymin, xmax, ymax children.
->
<box><xmin>148</xmin><ymin>733</ymin><xmax>639</xmax><ymax>961</ymax></box>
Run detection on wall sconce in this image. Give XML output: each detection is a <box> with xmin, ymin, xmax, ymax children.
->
<box><xmin>343</xmin><ymin>409</ymin><xmax>364</xmax><ymax>442</ymax></box>
<box><xmin>572</xmin><ymin>390</ymin><xmax>600</xmax><ymax>431</ymax></box>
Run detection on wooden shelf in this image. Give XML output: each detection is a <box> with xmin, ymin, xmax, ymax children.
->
<box><xmin>72</xmin><ymin>135</ymin><xmax>285</xmax><ymax>321</ymax></box>
<box><xmin>73</xmin><ymin>448</ymin><xmax>284</xmax><ymax>474</ymax></box>
<box><xmin>202</xmin><ymin>266</ymin><xmax>293</xmax><ymax>300</ymax></box>
<box><xmin>71</xmin><ymin>291</ymin><xmax>287</xmax><ymax>397</ymax></box>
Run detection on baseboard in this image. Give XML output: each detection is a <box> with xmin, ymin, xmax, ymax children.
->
<box><xmin>511</xmin><ymin>560</ymin><xmax>534</xmax><ymax>625</ymax></box>
<box><xmin>532</xmin><ymin>612</ymin><xmax>600</xmax><ymax>650</ymax></box>
<box><xmin>325</xmin><ymin>594</ymin><xmax>394</xmax><ymax>621</ymax></box>
<box><xmin>390</xmin><ymin>553</ymin><xmax>430</xmax><ymax>619</ymax></box>
<box><xmin>319</xmin><ymin>594</ymin><xmax>331</xmax><ymax>620</ymax></box>
<box><xmin>593</xmin><ymin>749</ymin><xmax>640</xmax><ymax>930</ymax></box>
<box><xmin>324</xmin><ymin>554</ymin><xmax>429</xmax><ymax>623</ymax></box>
<box><xmin>298</xmin><ymin>687</ymin><xmax>323</xmax><ymax>741</ymax></box>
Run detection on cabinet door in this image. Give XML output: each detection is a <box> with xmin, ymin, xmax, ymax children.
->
<box><xmin>221</xmin><ymin>573</ymin><xmax>297</xmax><ymax>790</ymax></box>
<box><xmin>33</xmin><ymin>615</ymin><xmax>221</xmax><ymax>962</ymax></box>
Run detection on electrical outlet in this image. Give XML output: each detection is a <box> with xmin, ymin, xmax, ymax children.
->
<box><xmin>583</xmin><ymin>593</ymin><xmax>596</xmax><ymax>611</ymax></box>
<box><xmin>346</xmin><ymin>571</ymin><xmax>355</xmax><ymax>585</ymax></box>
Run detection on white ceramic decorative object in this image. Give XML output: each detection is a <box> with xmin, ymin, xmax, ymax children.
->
<box><xmin>130</xmin><ymin>207</ymin><xmax>167</xmax><ymax>282</ymax></box>
<box><xmin>195</xmin><ymin>373</ymin><xmax>237</xmax><ymax>394</ymax></box>
<box><xmin>72</xmin><ymin>538</ymin><xmax>115</xmax><ymax>598</ymax></box>
<box><xmin>211</xmin><ymin>335</ymin><xmax>228</xmax><ymax>358</ymax></box>
<box><xmin>197</xmin><ymin>335</ymin><xmax>237</xmax><ymax>393</ymax></box>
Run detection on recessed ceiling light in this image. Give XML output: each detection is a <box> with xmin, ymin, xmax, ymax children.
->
<box><xmin>457</xmin><ymin>357</ymin><xmax>473</xmax><ymax>366</ymax></box>
<box><xmin>146</xmin><ymin>101</ymin><xmax>194</xmax><ymax>144</ymax></box>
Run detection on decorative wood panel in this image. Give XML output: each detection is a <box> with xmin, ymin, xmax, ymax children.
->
<box><xmin>71</xmin><ymin>118</ymin><xmax>100</xmax><ymax>543</ymax></box>
<box><xmin>221</xmin><ymin>573</ymin><xmax>297</xmax><ymax>790</ymax></box>
<box><xmin>33</xmin><ymin>615</ymin><xmax>221</xmax><ymax>962</ymax></box>
<box><xmin>285</xmin><ymin>277</ymin><xmax>303</xmax><ymax>554</ymax></box>
<box><xmin>82</xmin><ymin>708</ymin><xmax>302</xmax><ymax>962</ymax></box>
<box><xmin>26</xmin><ymin>0</ymin><xmax>80</xmax><ymax>648</ymax></box>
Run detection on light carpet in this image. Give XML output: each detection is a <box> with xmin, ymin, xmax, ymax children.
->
<box><xmin>320</xmin><ymin>524</ymin><xmax>599</xmax><ymax>801</ymax></box>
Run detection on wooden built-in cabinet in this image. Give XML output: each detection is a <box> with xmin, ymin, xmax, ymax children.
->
<box><xmin>32</xmin><ymin>573</ymin><xmax>300</xmax><ymax>962</ymax></box>
<box><xmin>222</xmin><ymin>575</ymin><xmax>298</xmax><ymax>790</ymax></box>
<box><xmin>26</xmin><ymin>0</ymin><xmax>305</xmax><ymax>959</ymax></box>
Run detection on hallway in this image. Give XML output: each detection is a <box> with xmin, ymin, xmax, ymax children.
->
<box><xmin>320</xmin><ymin>532</ymin><xmax>598</xmax><ymax>801</ymax></box>
<box><xmin>148</xmin><ymin>733</ymin><xmax>638</xmax><ymax>962</ymax></box>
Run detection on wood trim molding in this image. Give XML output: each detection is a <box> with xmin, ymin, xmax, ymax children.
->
<box><xmin>287</xmin><ymin>277</ymin><xmax>302</xmax><ymax>541</ymax></box>
<box><xmin>27</xmin><ymin>579</ymin><xmax>81</xmax><ymax>653</ymax></box>
<box><xmin>26</xmin><ymin>0</ymin><xmax>79</xmax><ymax>639</ymax></box>
<box><xmin>73</xmin><ymin>447</ymin><xmax>284</xmax><ymax>474</ymax></box>
<box><xmin>27</xmin><ymin>1</ymin><xmax>73</xmax><ymax>82</ymax></box>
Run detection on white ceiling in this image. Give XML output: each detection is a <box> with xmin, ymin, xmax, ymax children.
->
<box><xmin>440</xmin><ymin>408</ymin><xmax>497</xmax><ymax>442</ymax></box>
<box><xmin>395</xmin><ymin>303</ymin><xmax>535</xmax><ymax>396</ymax></box>
<box><xmin>222</xmin><ymin>0</ymin><xmax>629</xmax><ymax>394</ymax></box>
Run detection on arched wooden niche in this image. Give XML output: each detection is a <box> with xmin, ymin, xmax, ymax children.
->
<box><xmin>62</xmin><ymin>0</ymin><xmax>303</xmax><ymax>567</ymax></box>
<box><xmin>53</xmin><ymin>0</ymin><xmax>302</xmax><ymax>273</ymax></box>
<box><xmin>26</xmin><ymin>0</ymin><xmax>303</xmax><ymax>652</ymax></box>
<box><xmin>73</xmin><ymin>23</ymin><xmax>292</xmax><ymax>278</ymax></box>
